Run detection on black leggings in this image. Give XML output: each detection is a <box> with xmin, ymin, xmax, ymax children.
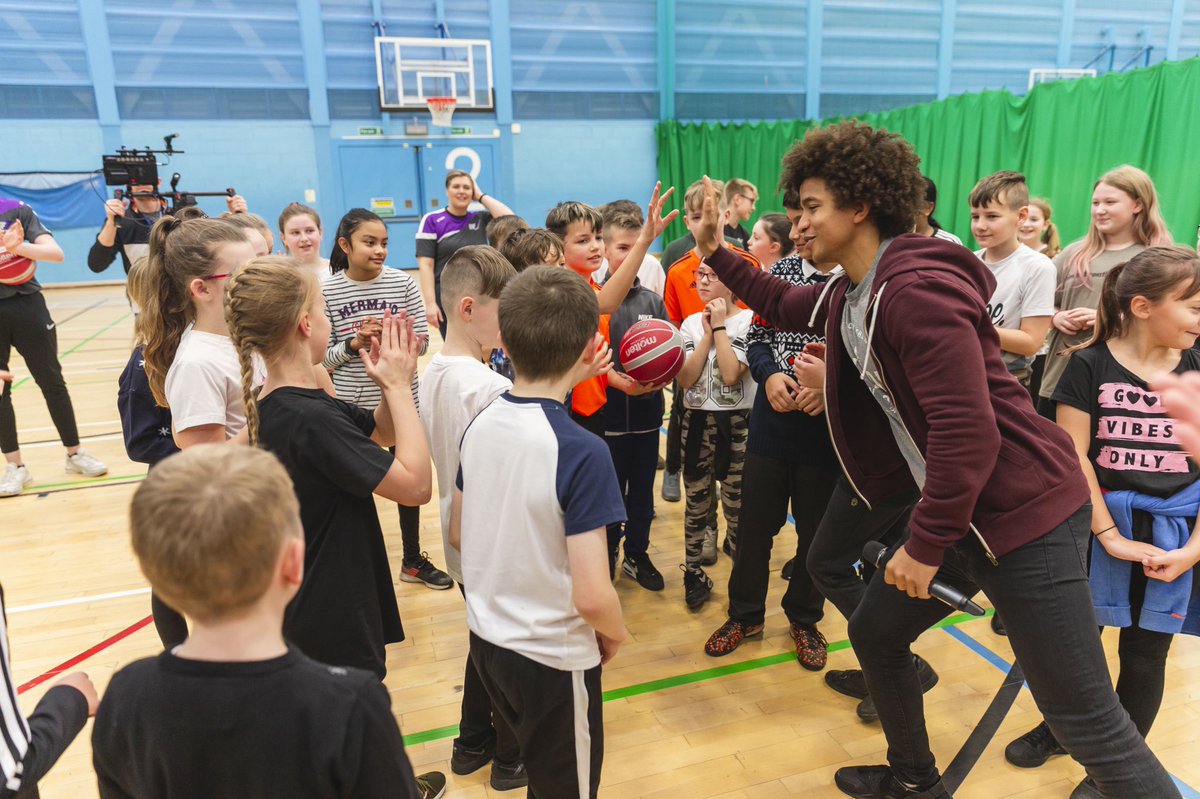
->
<box><xmin>0</xmin><ymin>292</ymin><xmax>80</xmax><ymax>453</ymax></box>
<box><xmin>1114</xmin><ymin>567</ymin><xmax>1175</xmax><ymax>738</ymax></box>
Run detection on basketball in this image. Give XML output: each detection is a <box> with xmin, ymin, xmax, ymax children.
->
<box><xmin>619</xmin><ymin>319</ymin><xmax>684</xmax><ymax>386</ymax></box>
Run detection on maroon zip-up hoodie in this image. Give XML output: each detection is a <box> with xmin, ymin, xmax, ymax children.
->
<box><xmin>706</xmin><ymin>233</ymin><xmax>1088</xmax><ymax>567</ymax></box>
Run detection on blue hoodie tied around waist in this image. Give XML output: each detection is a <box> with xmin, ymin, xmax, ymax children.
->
<box><xmin>1091</xmin><ymin>479</ymin><xmax>1200</xmax><ymax>636</ymax></box>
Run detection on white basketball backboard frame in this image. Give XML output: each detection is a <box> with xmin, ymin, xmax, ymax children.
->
<box><xmin>1027</xmin><ymin>68</ymin><xmax>1097</xmax><ymax>91</ymax></box>
<box><xmin>375</xmin><ymin>36</ymin><xmax>495</xmax><ymax>112</ymax></box>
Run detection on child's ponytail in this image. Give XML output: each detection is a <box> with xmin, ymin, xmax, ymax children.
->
<box><xmin>225</xmin><ymin>256</ymin><xmax>322</xmax><ymax>445</ymax></box>
<box><xmin>329</xmin><ymin>208</ymin><xmax>384</xmax><ymax>274</ymax></box>
<box><xmin>141</xmin><ymin>216</ymin><xmax>246</xmax><ymax>407</ymax></box>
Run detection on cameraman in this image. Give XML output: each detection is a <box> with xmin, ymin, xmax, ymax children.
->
<box><xmin>88</xmin><ymin>184</ymin><xmax>249</xmax><ymax>275</ymax></box>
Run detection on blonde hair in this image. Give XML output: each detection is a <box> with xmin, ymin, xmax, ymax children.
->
<box><xmin>724</xmin><ymin>178</ymin><xmax>756</xmax><ymax>204</ymax></box>
<box><xmin>1028</xmin><ymin>197</ymin><xmax>1061</xmax><ymax>258</ymax></box>
<box><xmin>224</xmin><ymin>256</ymin><xmax>319</xmax><ymax>445</ymax></box>
<box><xmin>130</xmin><ymin>444</ymin><xmax>300</xmax><ymax>622</ymax></box>
<box><xmin>221</xmin><ymin>212</ymin><xmax>275</xmax><ymax>253</ymax></box>
<box><xmin>142</xmin><ymin>216</ymin><xmax>249</xmax><ymax>407</ymax></box>
<box><xmin>1067</xmin><ymin>166</ymin><xmax>1172</xmax><ymax>287</ymax></box>
<box><xmin>126</xmin><ymin>256</ymin><xmax>152</xmax><ymax>344</ymax></box>
<box><xmin>685</xmin><ymin>178</ymin><xmax>727</xmax><ymax>215</ymax></box>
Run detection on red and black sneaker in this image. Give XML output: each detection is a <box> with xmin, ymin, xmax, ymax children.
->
<box><xmin>789</xmin><ymin>622</ymin><xmax>828</xmax><ymax>671</ymax></box>
<box><xmin>704</xmin><ymin>618</ymin><xmax>764</xmax><ymax>657</ymax></box>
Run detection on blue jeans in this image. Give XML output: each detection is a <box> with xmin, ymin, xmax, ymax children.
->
<box><xmin>848</xmin><ymin>502</ymin><xmax>1180</xmax><ymax>797</ymax></box>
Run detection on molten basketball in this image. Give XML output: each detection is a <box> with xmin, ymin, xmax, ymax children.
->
<box><xmin>620</xmin><ymin>319</ymin><xmax>685</xmax><ymax>386</ymax></box>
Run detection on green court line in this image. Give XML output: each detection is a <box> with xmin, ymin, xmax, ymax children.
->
<box><xmin>401</xmin><ymin>610</ymin><xmax>990</xmax><ymax>748</ymax></box>
<box><xmin>11</xmin><ymin>311</ymin><xmax>132</xmax><ymax>391</ymax></box>
<box><xmin>18</xmin><ymin>472</ymin><xmax>146</xmax><ymax>495</ymax></box>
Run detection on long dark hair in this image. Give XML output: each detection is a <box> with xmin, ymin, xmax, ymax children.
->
<box><xmin>923</xmin><ymin>176</ymin><xmax>944</xmax><ymax>231</ymax></box>
<box><xmin>1072</xmin><ymin>246</ymin><xmax>1200</xmax><ymax>352</ymax></box>
<box><xmin>329</xmin><ymin>208</ymin><xmax>384</xmax><ymax>274</ymax></box>
<box><xmin>757</xmin><ymin>213</ymin><xmax>795</xmax><ymax>258</ymax></box>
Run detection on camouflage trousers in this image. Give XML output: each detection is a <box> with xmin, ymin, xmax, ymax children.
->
<box><xmin>680</xmin><ymin>408</ymin><xmax>750</xmax><ymax>567</ymax></box>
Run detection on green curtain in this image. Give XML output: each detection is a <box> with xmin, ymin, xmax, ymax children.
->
<box><xmin>657</xmin><ymin>57</ymin><xmax>1200</xmax><ymax>251</ymax></box>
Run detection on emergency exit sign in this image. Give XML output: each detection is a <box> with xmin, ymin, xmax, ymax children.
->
<box><xmin>358</xmin><ymin>127</ymin><xmax>383</xmax><ymax>136</ymax></box>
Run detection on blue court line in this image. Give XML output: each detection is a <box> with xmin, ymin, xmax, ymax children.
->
<box><xmin>944</xmin><ymin>623</ymin><xmax>1200</xmax><ymax>797</ymax></box>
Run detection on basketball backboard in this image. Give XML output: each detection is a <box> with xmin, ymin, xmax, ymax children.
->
<box><xmin>375</xmin><ymin>36</ymin><xmax>494</xmax><ymax>112</ymax></box>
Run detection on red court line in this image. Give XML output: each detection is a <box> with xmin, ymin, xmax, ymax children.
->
<box><xmin>17</xmin><ymin>615</ymin><xmax>153</xmax><ymax>694</ymax></box>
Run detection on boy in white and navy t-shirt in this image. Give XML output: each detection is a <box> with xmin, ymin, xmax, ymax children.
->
<box><xmin>968</xmin><ymin>171</ymin><xmax>1055</xmax><ymax>384</ymax></box>
<box><xmin>452</xmin><ymin>266</ymin><xmax>627</xmax><ymax>799</ymax></box>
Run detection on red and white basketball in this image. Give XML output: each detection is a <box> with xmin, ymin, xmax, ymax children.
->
<box><xmin>619</xmin><ymin>319</ymin><xmax>685</xmax><ymax>386</ymax></box>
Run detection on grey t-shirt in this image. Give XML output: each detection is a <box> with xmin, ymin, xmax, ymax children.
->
<box><xmin>840</xmin><ymin>239</ymin><xmax>927</xmax><ymax>489</ymax></box>
<box><xmin>1039</xmin><ymin>242</ymin><xmax>1147</xmax><ymax>399</ymax></box>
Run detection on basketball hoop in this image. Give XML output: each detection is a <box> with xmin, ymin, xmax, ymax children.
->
<box><xmin>426</xmin><ymin>97</ymin><xmax>457</xmax><ymax>127</ymax></box>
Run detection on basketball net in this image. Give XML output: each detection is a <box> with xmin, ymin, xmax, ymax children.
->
<box><xmin>426</xmin><ymin>97</ymin><xmax>457</xmax><ymax>127</ymax></box>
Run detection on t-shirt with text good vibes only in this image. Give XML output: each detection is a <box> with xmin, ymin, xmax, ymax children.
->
<box><xmin>1054</xmin><ymin>344</ymin><xmax>1200</xmax><ymax>498</ymax></box>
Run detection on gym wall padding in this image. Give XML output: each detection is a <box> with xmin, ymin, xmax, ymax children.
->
<box><xmin>656</xmin><ymin>57</ymin><xmax>1200</xmax><ymax>251</ymax></box>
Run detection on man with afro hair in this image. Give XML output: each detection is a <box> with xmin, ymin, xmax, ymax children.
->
<box><xmin>690</xmin><ymin>120</ymin><xmax>1178</xmax><ymax>799</ymax></box>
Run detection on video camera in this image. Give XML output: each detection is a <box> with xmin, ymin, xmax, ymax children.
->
<box><xmin>101</xmin><ymin>133</ymin><xmax>236</xmax><ymax>213</ymax></box>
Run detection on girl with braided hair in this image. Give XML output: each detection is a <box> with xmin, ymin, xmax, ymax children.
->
<box><xmin>225</xmin><ymin>257</ymin><xmax>430</xmax><ymax>680</ymax></box>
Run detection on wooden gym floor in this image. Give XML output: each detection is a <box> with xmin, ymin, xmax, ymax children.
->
<box><xmin>4</xmin><ymin>285</ymin><xmax>1200</xmax><ymax>799</ymax></box>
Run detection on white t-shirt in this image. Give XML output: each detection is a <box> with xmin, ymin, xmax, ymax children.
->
<box><xmin>679</xmin><ymin>308</ymin><xmax>755</xmax><ymax>411</ymax></box>
<box><xmin>457</xmin><ymin>394</ymin><xmax>626</xmax><ymax>671</ymax></box>
<box><xmin>975</xmin><ymin>244</ymin><xmax>1056</xmax><ymax>367</ymax></box>
<box><xmin>165</xmin><ymin>327</ymin><xmax>265</xmax><ymax>437</ymax></box>
<box><xmin>591</xmin><ymin>254</ymin><xmax>664</xmax><ymax>297</ymax></box>
<box><xmin>419</xmin><ymin>353</ymin><xmax>511</xmax><ymax>583</ymax></box>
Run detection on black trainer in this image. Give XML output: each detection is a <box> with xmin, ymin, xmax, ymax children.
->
<box><xmin>834</xmin><ymin>765</ymin><xmax>952</xmax><ymax>798</ymax></box>
<box><xmin>681</xmin><ymin>564</ymin><xmax>713</xmax><ymax>609</ymax></box>
<box><xmin>622</xmin><ymin>552</ymin><xmax>665</xmax><ymax>591</ymax></box>
<box><xmin>1069</xmin><ymin>777</ymin><xmax>1102</xmax><ymax>798</ymax></box>
<box><xmin>400</xmin><ymin>553</ymin><xmax>454</xmax><ymax>590</ymax></box>
<box><xmin>415</xmin><ymin>771</ymin><xmax>448</xmax><ymax>799</ymax></box>
<box><xmin>450</xmin><ymin>741</ymin><xmax>494</xmax><ymax>775</ymax></box>
<box><xmin>490</xmin><ymin>760</ymin><xmax>529</xmax><ymax>791</ymax></box>
<box><xmin>828</xmin><ymin>656</ymin><xmax>937</xmax><ymax>722</ymax></box>
<box><xmin>781</xmin><ymin>557</ymin><xmax>795</xmax><ymax>581</ymax></box>
<box><xmin>1004</xmin><ymin>721</ymin><xmax>1065</xmax><ymax>768</ymax></box>
<box><xmin>825</xmin><ymin>668</ymin><xmax>869</xmax><ymax>701</ymax></box>
<box><xmin>991</xmin><ymin>612</ymin><xmax>1007</xmax><ymax>636</ymax></box>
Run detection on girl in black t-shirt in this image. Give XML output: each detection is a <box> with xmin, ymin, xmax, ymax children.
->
<box><xmin>224</xmin><ymin>256</ymin><xmax>431</xmax><ymax>679</ymax></box>
<box><xmin>1006</xmin><ymin>246</ymin><xmax>1200</xmax><ymax>783</ymax></box>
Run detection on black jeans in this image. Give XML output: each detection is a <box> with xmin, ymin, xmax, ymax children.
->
<box><xmin>727</xmin><ymin>452</ymin><xmax>838</xmax><ymax>627</ymax></box>
<box><xmin>455</xmin><ymin>586</ymin><xmax>520</xmax><ymax>765</ymax></box>
<box><xmin>605</xmin><ymin>431</ymin><xmax>658</xmax><ymax>557</ymax></box>
<box><xmin>806</xmin><ymin>477</ymin><xmax>916</xmax><ymax>621</ymax></box>
<box><xmin>0</xmin><ymin>292</ymin><xmax>80</xmax><ymax>453</ymax></box>
<box><xmin>470</xmin><ymin>633</ymin><xmax>603</xmax><ymax>799</ymax></box>
<box><xmin>848</xmin><ymin>503</ymin><xmax>1180</xmax><ymax>797</ymax></box>
<box><xmin>665</xmin><ymin>384</ymin><xmax>683</xmax><ymax>474</ymax></box>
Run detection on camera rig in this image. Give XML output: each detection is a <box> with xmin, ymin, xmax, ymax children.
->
<box><xmin>101</xmin><ymin>133</ymin><xmax>236</xmax><ymax>213</ymax></box>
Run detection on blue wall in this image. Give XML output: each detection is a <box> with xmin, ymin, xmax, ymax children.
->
<box><xmin>2</xmin><ymin>0</ymin><xmax>1197</xmax><ymax>284</ymax></box>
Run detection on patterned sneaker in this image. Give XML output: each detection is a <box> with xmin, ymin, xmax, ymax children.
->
<box><xmin>789</xmin><ymin>622</ymin><xmax>828</xmax><ymax>671</ymax></box>
<box><xmin>0</xmin><ymin>464</ymin><xmax>32</xmax><ymax>497</ymax></box>
<box><xmin>681</xmin><ymin>564</ymin><xmax>713</xmax><ymax>609</ymax></box>
<box><xmin>399</xmin><ymin>553</ymin><xmax>454</xmax><ymax>590</ymax></box>
<box><xmin>622</xmin><ymin>552</ymin><xmax>665</xmax><ymax>591</ymax></box>
<box><xmin>700</xmin><ymin>528</ymin><xmax>718</xmax><ymax>565</ymax></box>
<box><xmin>65</xmin><ymin>448</ymin><xmax>108</xmax><ymax>477</ymax></box>
<box><xmin>415</xmin><ymin>770</ymin><xmax>447</xmax><ymax>799</ymax></box>
<box><xmin>704</xmin><ymin>618</ymin><xmax>763</xmax><ymax>656</ymax></box>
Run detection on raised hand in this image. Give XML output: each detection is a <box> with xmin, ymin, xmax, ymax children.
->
<box><xmin>640</xmin><ymin>182</ymin><xmax>681</xmax><ymax>244</ymax></box>
<box><xmin>361</xmin><ymin>310</ymin><xmax>419</xmax><ymax>389</ymax></box>
<box><xmin>104</xmin><ymin>199</ymin><xmax>127</xmax><ymax>221</ymax></box>
<box><xmin>693</xmin><ymin>176</ymin><xmax>724</xmax><ymax>259</ymax></box>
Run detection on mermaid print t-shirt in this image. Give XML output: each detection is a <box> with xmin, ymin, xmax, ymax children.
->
<box><xmin>1054</xmin><ymin>343</ymin><xmax>1200</xmax><ymax>498</ymax></box>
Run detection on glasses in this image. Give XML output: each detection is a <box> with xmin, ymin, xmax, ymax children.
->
<box><xmin>695</xmin><ymin>270</ymin><xmax>719</xmax><ymax>283</ymax></box>
<box><xmin>202</xmin><ymin>273</ymin><xmax>231</xmax><ymax>281</ymax></box>
<box><xmin>739</xmin><ymin>194</ymin><xmax>758</xmax><ymax>204</ymax></box>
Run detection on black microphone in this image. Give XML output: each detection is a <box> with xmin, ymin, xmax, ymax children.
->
<box><xmin>862</xmin><ymin>541</ymin><xmax>985</xmax><ymax>616</ymax></box>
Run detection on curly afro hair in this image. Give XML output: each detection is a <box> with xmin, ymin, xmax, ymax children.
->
<box><xmin>778</xmin><ymin>121</ymin><xmax>926</xmax><ymax>240</ymax></box>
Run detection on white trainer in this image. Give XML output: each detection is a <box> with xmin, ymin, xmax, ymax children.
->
<box><xmin>65</xmin><ymin>448</ymin><xmax>108</xmax><ymax>477</ymax></box>
<box><xmin>0</xmin><ymin>464</ymin><xmax>32</xmax><ymax>497</ymax></box>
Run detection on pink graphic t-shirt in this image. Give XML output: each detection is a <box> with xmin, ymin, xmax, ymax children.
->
<box><xmin>1054</xmin><ymin>343</ymin><xmax>1200</xmax><ymax>498</ymax></box>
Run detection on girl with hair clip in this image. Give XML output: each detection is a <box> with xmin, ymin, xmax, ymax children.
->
<box><xmin>746</xmin><ymin>212</ymin><xmax>795</xmax><ymax>270</ymax></box>
<box><xmin>1004</xmin><ymin>247</ymin><xmax>1200</xmax><ymax>798</ymax></box>
<box><xmin>1039</xmin><ymin>166</ymin><xmax>1173</xmax><ymax>418</ymax></box>
<box><xmin>321</xmin><ymin>209</ymin><xmax>450</xmax><ymax>590</ymax></box>
<box><xmin>1020</xmin><ymin>197</ymin><xmax>1062</xmax><ymax>259</ymax></box>
<box><xmin>278</xmin><ymin>202</ymin><xmax>329</xmax><ymax>279</ymax></box>
<box><xmin>225</xmin><ymin>258</ymin><xmax>432</xmax><ymax>682</ymax></box>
